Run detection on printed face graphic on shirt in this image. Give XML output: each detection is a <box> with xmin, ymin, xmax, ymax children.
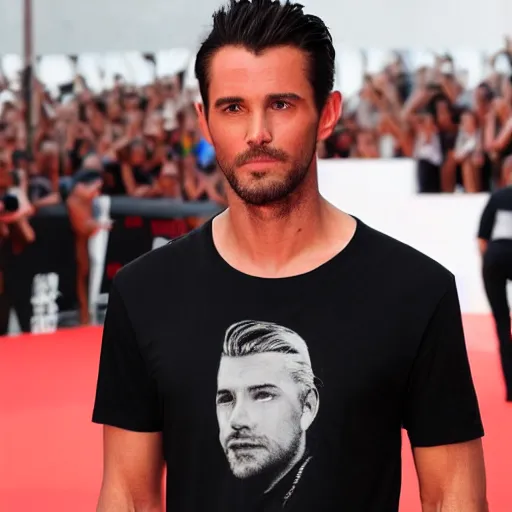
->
<box><xmin>216</xmin><ymin>320</ymin><xmax>319</xmax><ymax>489</ymax></box>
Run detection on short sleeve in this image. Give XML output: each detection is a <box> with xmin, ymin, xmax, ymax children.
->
<box><xmin>403</xmin><ymin>276</ymin><xmax>484</xmax><ymax>447</ymax></box>
<box><xmin>477</xmin><ymin>196</ymin><xmax>496</xmax><ymax>241</ymax></box>
<box><xmin>92</xmin><ymin>279</ymin><xmax>162</xmax><ymax>432</ymax></box>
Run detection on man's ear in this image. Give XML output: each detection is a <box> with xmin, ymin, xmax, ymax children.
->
<box><xmin>195</xmin><ymin>102</ymin><xmax>213</xmax><ymax>145</ymax></box>
<box><xmin>300</xmin><ymin>388</ymin><xmax>319</xmax><ymax>431</ymax></box>
<box><xmin>317</xmin><ymin>91</ymin><xmax>343</xmax><ymax>142</ymax></box>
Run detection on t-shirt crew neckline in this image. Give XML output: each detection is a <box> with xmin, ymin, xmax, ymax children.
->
<box><xmin>202</xmin><ymin>212</ymin><xmax>365</xmax><ymax>293</ymax></box>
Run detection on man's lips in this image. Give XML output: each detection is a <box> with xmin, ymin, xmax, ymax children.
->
<box><xmin>227</xmin><ymin>440</ymin><xmax>264</xmax><ymax>450</ymax></box>
<box><xmin>241</xmin><ymin>156</ymin><xmax>282</xmax><ymax>166</ymax></box>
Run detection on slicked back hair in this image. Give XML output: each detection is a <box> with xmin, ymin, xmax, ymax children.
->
<box><xmin>194</xmin><ymin>0</ymin><xmax>336</xmax><ymax>114</ymax></box>
<box><xmin>222</xmin><ymin>320</ymin><xmax>316</xmax><ymax>400</ymax></box>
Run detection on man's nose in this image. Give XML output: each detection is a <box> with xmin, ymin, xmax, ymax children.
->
<box><xmin>246</xmin><ymin>111</ymin><xmax>272</xmax><ymax>146</ymax></box>
<box><xmin>229</xmin><ymin>400</ymin><xmax>253</xmax><ymax>430</ymax></box>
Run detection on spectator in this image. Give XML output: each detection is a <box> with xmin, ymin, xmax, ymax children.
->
<box><xmin>453</xmin><ymin>109</ymin><xmax>485</xmax><ymax>192</ymax></box>
<box><xmin>0</xmin><ymin>156</ymin><xmax>35</xmax><ymax>251</ymax></box>
<box><xmin>310</xmin><ymin>43</ymin><xmax>512</xmax><ymax>193</ymax></box>
<box><xmin>65</xmin><ymin>169</ymin><xmax>111</xmax><ymax>325</ymax></box>
<box><xmin>413</xmin><ymin>112</ymin><xmax>444</xmax><ymax>193</ymax></box>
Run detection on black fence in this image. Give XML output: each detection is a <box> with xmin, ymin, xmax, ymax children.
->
<box><xmin>0</xmin><ymin>198</ymin><xmax>222</xmax><ymax>335</ymax></box>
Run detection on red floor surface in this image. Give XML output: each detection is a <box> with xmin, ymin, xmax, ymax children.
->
<box><xmin>0</xmin><ymin>315</ymin><xmax>511</xmax><ymax>511</ymax></box>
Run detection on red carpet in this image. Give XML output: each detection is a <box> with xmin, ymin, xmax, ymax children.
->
<box><xmin>0</xmin><ymin>315</ymin><xmax>511</xmax><ymax>511</ymax></box>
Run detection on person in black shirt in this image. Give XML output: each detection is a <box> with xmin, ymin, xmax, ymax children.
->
<box><xmin>478</xmin><ymin>155</ymin><xmax>512</xmax><ymax>401</ymax></box>
<box><xmin>92</xmin><ymin>1</ymin><xmax>487</xmax><ymax>511</ymax></box>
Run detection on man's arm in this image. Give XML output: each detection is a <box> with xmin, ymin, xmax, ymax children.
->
<box><xmin>414</xmin><ymin>439</ymin><xmax>488</xmax><ymax>512</ymax></box>
<box><xmin>97</xmin><ymin>427</ymin><xmax>164</xmax><ymax>512</ymax></box>
<box><xmin>402</xmin><ymin>275</ymin><xmax>487</xmax><ymax>511</ymax></box>
<box><xmin>92</xmin><ymin>278</ymin><xmax>165</xmax><ymax>511</ymax></box>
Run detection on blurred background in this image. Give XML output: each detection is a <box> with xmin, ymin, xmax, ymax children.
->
<box><xmin>1</xmin><ymin>0</ymin><xmax>512</xmax><ymax>333</ymax></box>
<box><xmin>1</xmin><ymin>1</ymin><xmax>512</xmax><ymax>510</ymax></box>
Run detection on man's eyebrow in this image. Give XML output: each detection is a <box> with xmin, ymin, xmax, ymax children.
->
<box><xmin>248</xmin><ymin>384</ymin><xmax>280</xmax><ymax>392</ymax></box>
<box><xmin>216</xmin><ymin>384</ymin><xmax>280</xmax><ymax>395</ymax></box>
<box><xmin>214</xmin><ymin>96</ymin><xmax>243</xmax><ymax>108</ymax></box>
<box><xmin>214</xmin><ymin>93</ymin><xmax>302</xmax><ymax>108</ymax></box>
<box><xmin>267</xmin><ymin>93</ymin><xmax>302</xmax><ymax>102</ymax></box>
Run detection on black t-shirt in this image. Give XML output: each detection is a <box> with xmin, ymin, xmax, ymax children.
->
<box><xmin>478</xmin><ymin>186</ymin><xmax>512</xmax><ymax>243</ymax></box>
<box><xmin>92</xmin><ymin>216</ymin><xmax>484</xmax><ymax>511</ymax></box>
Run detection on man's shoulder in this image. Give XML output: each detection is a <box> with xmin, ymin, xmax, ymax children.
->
<box><xmin>359</xmin><ymin>220</ymin><xmax>454</xmax><ymax>289</ymax></box>
<box><xmin>112</xmin><ymin>221</ymin><xmax>210</xmax><ymax>293</ymax></box>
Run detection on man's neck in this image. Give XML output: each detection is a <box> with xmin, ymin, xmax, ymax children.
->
<box><xmin>212</xmin><ymin>181</ymin><xmax>355</xmax><ymax>278</ymax></box>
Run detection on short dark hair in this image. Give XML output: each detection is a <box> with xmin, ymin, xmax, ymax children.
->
<box><xmin>194</xmin><ymin>0</ymin><xmax>335</xmax><ymax>113</ymax></box>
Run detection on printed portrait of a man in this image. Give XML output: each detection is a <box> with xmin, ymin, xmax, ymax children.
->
<box><xmin>216</xmin><ymin>319</ymin><xmax>320</xmax><ymax>508</ymax></box>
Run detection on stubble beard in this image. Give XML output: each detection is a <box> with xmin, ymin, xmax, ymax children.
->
<box><xmin>226</xmin><ymin>430</ymin><xmax>303</xmax><ymax>481</ymax></box>
<box><xmin>217</xmin><ymin>140</ymin><xmax>317</xmax><ymax>207</ymax></box>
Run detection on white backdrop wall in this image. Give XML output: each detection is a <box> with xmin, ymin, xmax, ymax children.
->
<box><xmin>0</xmin><ymin>0</ymin><xmax>510</xmax><ymax>54</ymax></box>
<box><xmin>317</xmin><ymin>159</ymin><xmax>495</xmax><ymax>314</ymax></box>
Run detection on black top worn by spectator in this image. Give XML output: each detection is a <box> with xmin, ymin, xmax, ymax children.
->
<box><xmin>132</xmin><ymin>165</ymin><xmax>154</xmax><ymax>186</ymax></box>
<box><xmin>478</xmin><ymin>186</ymin><xmax>512</xmax><ymax>243</ymax></box>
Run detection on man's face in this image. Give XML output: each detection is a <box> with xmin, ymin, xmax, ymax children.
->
<box><xmin>216</xmin><ymin>352</ymin><xmax>306</xmax><ymax>479</ymax></box>
<box><xmin>198</xmin><ymin>45</ymin><xmax>338</xmax><ymax>206</ymax></box>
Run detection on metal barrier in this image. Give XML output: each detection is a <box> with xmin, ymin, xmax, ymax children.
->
<box><xmin>0</xmin><ymin>196</ymin><xmax>222</xmax><ymax>335</ymax></box>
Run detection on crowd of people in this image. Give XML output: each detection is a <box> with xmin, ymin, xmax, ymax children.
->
<box><xmin>1</xmin><ymin>41</ymin><xmax>512</xmax><ymax>244</ymax></box>
<box><xmin>0</xmin><ymin>69</ymin><xmax>229</xmax><ymax>327</ymax></box>
<box><xmin>0</xmin><ymin>42</ymin><xmax>511</xmax><ymax>330</ymax></box>
<box><xmin>320</xmin><ymin>42</ymin><xmax>512</xmax><ymax>194</ymax></box>
<box><xmin>0</xmin><ymin>69</ymin><xmax>227</xmax><ymax>242</ymax></box>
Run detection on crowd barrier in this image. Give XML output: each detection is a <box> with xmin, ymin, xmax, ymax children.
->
<box><xmin>0</xmin><ymin>159</ymin><xmax>498</xmax><ymax>335</ymax></box>
<box><xmin>0</xmin><ymin>197</ymin><xmax>222</xmax><ymax>335</ymax></box>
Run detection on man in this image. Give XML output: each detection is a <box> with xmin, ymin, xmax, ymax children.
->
<box><xmin>92</xmin><ymin>1</ymin><xmax>487</xmax><ymax>511</ymax></box>
<box><xmin>478</xmin><ymin>154</ymin><xmax>512</xmax><ymax>402</ymax></box>
<box><xmin>216</xmin><ymin>320</ymin><xmax>319</xmax><ymax>510</ymax></box>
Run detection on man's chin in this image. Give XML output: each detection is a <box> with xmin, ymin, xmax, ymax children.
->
<box><xmin>231</xmin><ymin>464</ymin><xmax>261</xmax><ymax>479</ymax></box>
<box><xmin>232</xmin><ymin>184</ymin><xmax>292</xmax><ymax>206</ymax></box>
<box><xmin>228</xmin><ymin>452</ymin><xmax>263</xmax><ymax>479</ymax></box>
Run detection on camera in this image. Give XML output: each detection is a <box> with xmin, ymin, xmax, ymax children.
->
<box><xmin>0</xmin><ymin>193</ymin><xmax>19</xmax><ymax>213</ymax></box>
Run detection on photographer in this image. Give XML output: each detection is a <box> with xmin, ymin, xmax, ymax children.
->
<box><xmin>0</xmin><ymin>157</ymin><xmax>35</xmax><ymax>248</ymax></box>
